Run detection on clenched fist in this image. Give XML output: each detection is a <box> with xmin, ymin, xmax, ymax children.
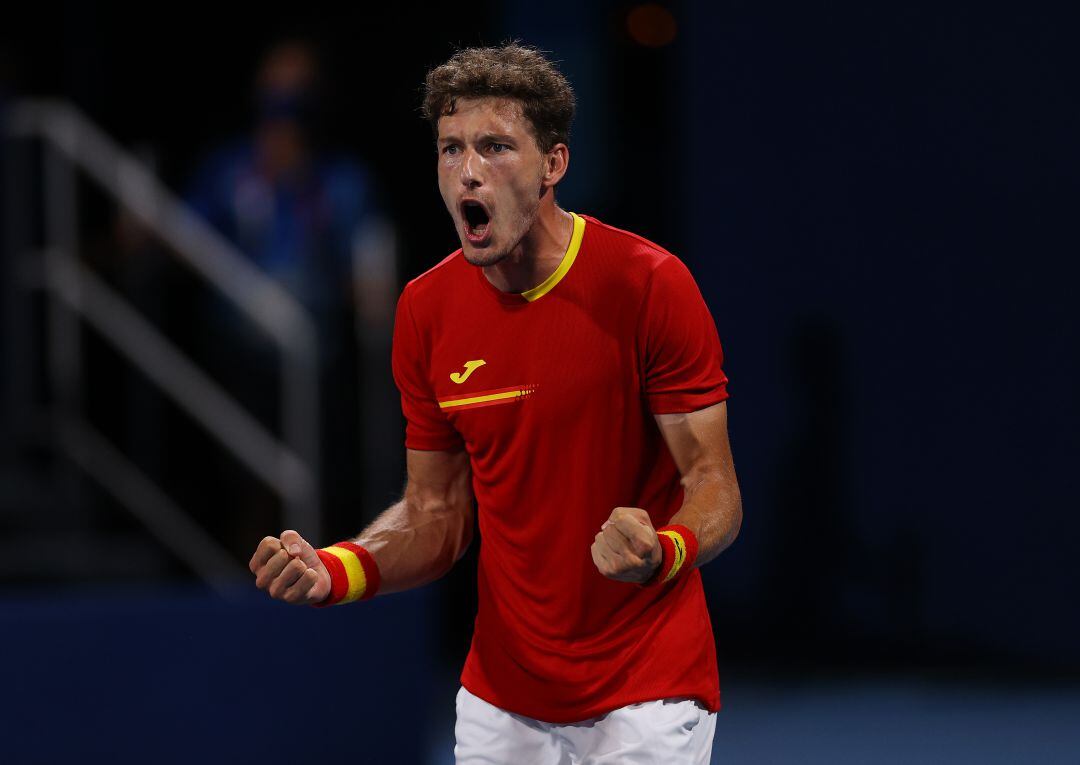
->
<box><xmin>249</xmin><ymin>529</ymin><xmax>331</xmax><ymax>605</ymax></box>
<box><xmin>590</xmin><ymin>507</ymin><xmax>662</xmax><ymax>583</ymax></box>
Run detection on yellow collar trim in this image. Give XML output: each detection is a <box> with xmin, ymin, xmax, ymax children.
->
<box><xmin>521</xmin><ymin>212</ymin><xmax>586</xmax><ymax>302</ymax></box>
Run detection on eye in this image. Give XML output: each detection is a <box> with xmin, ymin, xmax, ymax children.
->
<box><xmin>442</xmin><ymin>144</ymin><xmax>460</xmax><ymax>156</ymax></box>
<box><xmin>490</xmin><ymin>143</ymin><xmax>509</xmax><ymax>153</ymax></box>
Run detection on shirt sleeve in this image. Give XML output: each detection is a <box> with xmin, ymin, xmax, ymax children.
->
<box><xmin>637</xmin><ymin>257</ymin><xmax>730</xmax><ymax>414</ymax></box>
<box><xmin>391</xmin><ymin>286</ymin><xmax>464</xmax><ymax>451</ymax></box>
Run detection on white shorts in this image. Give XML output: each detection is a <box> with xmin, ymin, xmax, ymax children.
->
<box><xmin>454</xmin><ymin>686</ymin><xmax>716</xmax><ymax>764</ymax></box>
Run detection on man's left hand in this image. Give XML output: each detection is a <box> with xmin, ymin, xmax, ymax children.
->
<box><xmin>590</xmin><ymin>506</ymin><xmax>662</xmax><ymax>583</ymax></box>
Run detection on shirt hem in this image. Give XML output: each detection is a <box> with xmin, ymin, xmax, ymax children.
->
<box><xmin>404</xmin><ymin>436</ymin><xmax>464</xmax><ymax>451</ymax></box>
<box><xmin>459</xmin><ymin>677</ymin><xmax>721</xmax><ymax>725</ymax></box>
<box><xmin>647</xmin><ymin>388</ymin><xmax>730</xmax><ymax>415</ymax></box>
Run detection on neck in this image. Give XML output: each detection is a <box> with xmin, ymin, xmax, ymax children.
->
<box><xmin>483</xmin><ymin>200</ymin><xmax>574</xmax><ymax>294</ymax></box>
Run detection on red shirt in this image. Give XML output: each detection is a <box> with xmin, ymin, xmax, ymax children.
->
<box><xmin>391</xmin><ymin>213</ymin><xmax>729</xmax><ymax>723</ymax></box>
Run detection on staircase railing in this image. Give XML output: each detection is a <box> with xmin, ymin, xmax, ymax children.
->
<box><xmin>4</xmin><ymin>100</ymin><xmax>323</xmax><ymax>588</ymax></box>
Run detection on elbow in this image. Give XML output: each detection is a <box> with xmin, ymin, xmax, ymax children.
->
<box><xmin>420</xmin><ymin>500</ymin><xmax>473</xmax><ymax>583</ymax></box>
<box><xmin>711</xmin><ymin>475</ymin><xmax>742</xmax><ymax>552</ymax></box>
<box><xmin>725</xmin><ymin>495</ymin><xmax>743</xmax><ymax>548</ymax></box>
<box><xmin>435</xmin><ymin>490</ymin><xmax>474</xmax><ymax>574</ymax></box>
<box><xmin>697</xmin><ymin>469</ymin><xmax>742</xmax><ymax>551</ymax></box>
<box><xmin>451</xmin><ymin>499</ymin><xmax>476</xmax><ymax>562</ymax></box>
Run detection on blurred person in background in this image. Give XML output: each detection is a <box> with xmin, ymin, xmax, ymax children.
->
<box><xmin>250</xmin><ymin>44</ymin><xmax>741</xmax><ymax>763</ymax></box>
<box><xmin>186</xmin><ymin>40</ymin><xmax>392</xmax><ymax>549</ymax></box>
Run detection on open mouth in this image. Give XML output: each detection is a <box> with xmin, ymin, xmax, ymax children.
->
<box><xmin>461</xmin><ymin>200</ymin><xmax>492</xmax><ymax>244</ymax></box>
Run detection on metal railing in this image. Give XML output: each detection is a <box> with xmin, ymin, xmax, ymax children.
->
<box><xmin>5</xmin><ymin>100</ymin><xmax>323</xmax><ymax>584</ymax></box>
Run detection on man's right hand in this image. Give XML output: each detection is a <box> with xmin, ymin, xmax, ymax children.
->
<box><xmin>249</xmin><ymin>529</ymin><xmax>331</xmax><ymax>605</ymax></box>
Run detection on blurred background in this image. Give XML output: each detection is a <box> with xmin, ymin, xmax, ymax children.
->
<box><xmin>2</xmin><ymin>1</ymin><xmax>1078</xmax><ymax>762</ymax></box>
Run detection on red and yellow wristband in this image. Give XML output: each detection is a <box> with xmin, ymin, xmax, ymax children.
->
<box><xmin>649</xmin><ymin>524</ymin><xmax>699</xmax><ymax>585</ymax></box>
<box><xmin>313</xmin><ymin>542</ymin><xmax>381</xmax><ymax>607</ymax></box>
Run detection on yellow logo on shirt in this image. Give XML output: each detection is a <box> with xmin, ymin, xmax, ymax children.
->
<box><xmin>450</xmin><ymin>359</ymin><xmax>486</xmax><ymax>384</ymax></box>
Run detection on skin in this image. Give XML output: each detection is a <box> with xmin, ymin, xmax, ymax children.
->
<box><xmin>250</xmin><ymin>449</ymin><xmax>473</xmax><ymax>603</ymax></box>
<box><xmin>249</xmin><ymin>97</ymin><xmax>742</xmax><ymax>603</ymax></box>
<box><xmin>436</xmin><ymin>97</ymin><xmax>574</xmax><ymax>292</ymax></box>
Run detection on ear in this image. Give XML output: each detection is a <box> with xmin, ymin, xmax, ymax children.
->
<box><xmin>541</xmin><ymin>143</ymin><xmax>570</xmax><ymax>189</ymax></box>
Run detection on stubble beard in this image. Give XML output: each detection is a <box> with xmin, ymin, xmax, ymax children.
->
<box><xmin>461</xmin><ymin>247</ymin><xmax>507</xmax><ymax>268</ymax></box>
<box><xmin>460</xmin><ymin>198</ymin><xmax>540</xmax><ymax>268</ymax></box>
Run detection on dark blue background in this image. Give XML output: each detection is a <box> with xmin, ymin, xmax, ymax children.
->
<box><xmin>1</xmin><ymin>587</ymin><xmax>436</xmax><ymax>762</ymax></box>
<box><xmin>681</xmin><ymin>1</ymin><xmax>1079</xmax><ymax>665</ymax></box>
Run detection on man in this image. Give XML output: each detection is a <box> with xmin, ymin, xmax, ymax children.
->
<box><xmin>249</xmin><ymin>44</ymin><xmax>742</xmax><ymax>763</ymax></box>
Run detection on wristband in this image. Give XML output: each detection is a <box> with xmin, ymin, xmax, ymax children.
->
<box><xmin>313</xmin><ymin>542</ymin><xmax>381</xmax><ymax>607</ymax></box>
<box><xmin>649</xmin><ymin>525</ymin><xmax>699</xmax><ymax>585</ymax></box>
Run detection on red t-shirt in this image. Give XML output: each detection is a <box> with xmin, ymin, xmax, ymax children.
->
<box><xmin>391</xmin><ymin>213</ymin><xmax>729</xmax><ymax>723</ymax></box>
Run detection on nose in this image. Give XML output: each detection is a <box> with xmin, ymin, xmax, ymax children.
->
<box><xmin>460</xmin><ymin>148</ymin><xmax>482</xmax><ymax>189</ymax></box>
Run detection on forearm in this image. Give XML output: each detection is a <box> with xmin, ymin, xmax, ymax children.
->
<box><xmin>652</xmin><ymin>402</ymin><xmax>742</xmax><ymax>570</ymax></box>
<box><xmin>667</xmin><ymin>470</ymin><xmax>742</xmax><ymax>568</ymax></box>
<box><xmin>252</xmin><ymin>450</ymin><xmax>474</xmax><ymax>607</ymax></box>
<box><xmin>351</xmin><ymin>493</ymin><xmax>473</xmax><ymax>595</ymax></box>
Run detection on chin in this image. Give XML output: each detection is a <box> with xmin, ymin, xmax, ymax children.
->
<box><xmin>461</xmin><ymin>244</ymin><xmax>506</xmax><ymax>267</ymax></box>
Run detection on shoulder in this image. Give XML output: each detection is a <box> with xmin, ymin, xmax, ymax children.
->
<box><xmin>398</xmin><ymin>249</ymin><xmax>468</xmax><ymax>318</ymax></box>
<box><xmin>578</xmin><ymin>214</ymin><xmax>696</xmax><ymax>293</ymax></box>
<box><xmin>405</xmin><ymin>249</ymin><xmax>465</xmax><ymax>291</ymax></box>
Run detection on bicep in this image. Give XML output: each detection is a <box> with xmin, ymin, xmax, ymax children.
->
<box><xmin>654</xmin><ymin>401</ymin><xmax>735</xmax><ymax>483</ymax></box>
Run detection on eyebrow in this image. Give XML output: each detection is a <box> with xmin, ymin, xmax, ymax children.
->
<box><xmin>437</xmin><ymin>133</ymin><xmax>517</xmax><ymax>145</ymax></box>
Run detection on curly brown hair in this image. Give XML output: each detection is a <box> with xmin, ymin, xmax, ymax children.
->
<box><xmin>422</xmin><ymin>43</ymin><xmax>576</xmax><ymax>153</ymax></box>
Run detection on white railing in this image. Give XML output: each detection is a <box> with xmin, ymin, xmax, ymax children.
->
<box><xmin>5</xmin><ymin>100</ymin><xmax>323</xmax><ymax>581</ymax></box>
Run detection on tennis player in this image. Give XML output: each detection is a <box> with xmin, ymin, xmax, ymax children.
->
<box><xmin>249</xmin><ymin>43</ymin><xmax>742</xmax><ymax>763</ymax></box>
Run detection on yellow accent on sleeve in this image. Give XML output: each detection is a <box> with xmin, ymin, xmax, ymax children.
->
<box><xmin>520</xmin><ymin>212</ymin><xmax>586</xmax><ymax>302</ymax></box>
<box><xmin>657</xmin><ymin>530</ymin><xmax>687</xmax><ymax>582</ymax></box>
<box><xmin>321</xmin><ymin>546</ymin><xmax>368</xmax><ymax>603</ymax></box>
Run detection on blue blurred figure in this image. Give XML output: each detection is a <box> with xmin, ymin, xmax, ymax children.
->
<box><xmin>185</xmin><ymin>40</ymin><xmax>392</xmax><ymax>544</ymax></box>
<box><xmin>187</xmin><ymin>40</ymin><xmax>382</xmax><ymax>351</ymax></box>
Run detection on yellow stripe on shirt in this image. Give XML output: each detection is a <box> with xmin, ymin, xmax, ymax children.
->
<box><xmin>439</xmin><ymin>389</ymin><xmax>526</xmax><ymax>409</ymax></box>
